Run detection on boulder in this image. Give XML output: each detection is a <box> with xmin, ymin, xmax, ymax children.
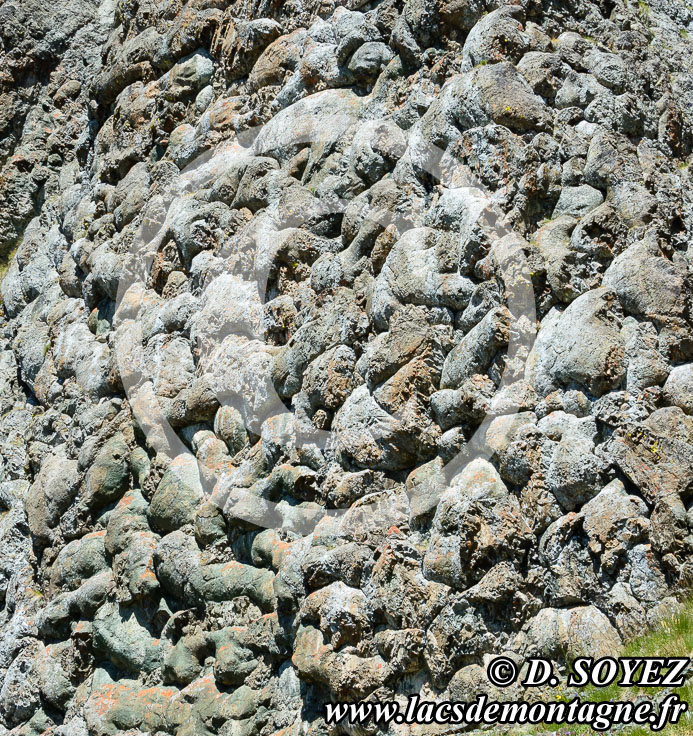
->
<box><xmin>83</xmin><ymin>434</ymin><xmax>130</xmax><ymax>510</ymax></box>
<box><xmin>524</xmin><ymin>606</ymin><xmax>621</xmax><ymax>660</ymax></box>
<box><xmin>148</xmin><ymin>455</ymin><xmax>204</xmax><ymax>533</ymax></box>
<box><xmin>527</xmin><ymin>288</ymin><xmax>626</xmax><ymax>396</ymax></box>
<box><xmin>424</xmin><ymin>459</ymin><xmax>533</xmax><ymax>589</ymax></box>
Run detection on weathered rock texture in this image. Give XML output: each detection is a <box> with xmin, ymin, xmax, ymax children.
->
<box><xmin>0</xmin><ymin>0</ymin><xmax>692</xmax><ymax>733</ymax></box>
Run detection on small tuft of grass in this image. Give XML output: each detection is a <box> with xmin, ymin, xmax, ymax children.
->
<box><xmin>638</xmin><ymin>0</ymin><xmax>652</xmax><ymax>21</ymax></box>
<box><xmin>0</xmin><ymin>256</ymin><xmax>15</xmax><ymax>283</ymax></box>
<box><xmin>0</xmin><ymin>239</ymin><xmax>20</xmax><ymax>284</ymax></box>
<box><xmin>547</xmin><ymin>597</ymin><xmax>693</xmax><ymax>734</ymax></box>
<box><xmin>490</xmin><ymin>598</ymin><xmax>693</xmax><ymax>735</ymax></box>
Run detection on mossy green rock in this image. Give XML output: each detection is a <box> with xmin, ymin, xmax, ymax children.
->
<box><xmin>83</xmin><ymin>433</ymin><xmax>130</xmax><ymax>509</ymax></box>
<box><xmin>148</xmin><ymin>455</ymin><xmax>203</xmax><ymax>533</ymax></box>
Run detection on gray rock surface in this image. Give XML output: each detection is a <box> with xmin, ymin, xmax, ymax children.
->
<box><xmin>1</xmin><ymin>0</ymin><xmax>692</xmax><ymax>732</ymax></box>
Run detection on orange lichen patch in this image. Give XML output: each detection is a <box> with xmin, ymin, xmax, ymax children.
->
<box><xmin>87</xmin><ymin>683</ymin><xmax>134</xmax><ymax>717</ymax></box>
<box><xmin>117</xmin><ymin>492</ymin><xmax>136</xmax><ymax>508</ymax></box>
<box><xmin>202</xmin><ymin>454</ymin><xmax>236</xmax><ymax>475</ymax></box>
<box><xmin>143</xmin><ymin>80</ymin><xmax>161</xmax><ymax>101</ymax></box>
<box><xmin>270</xmin><ymin>726</ymin><xmax>301</xmax><ymax>736</ymax></box>
<box><xmin>139</xmin><ymin>566</ymin><xmax>157</xmax><ymax>582</ymax></box>
<box><xmin>273</xmin><ymin>539</ymin><xmax>292</xmax><ymax>555</ymax></box>
<box><xmin>179</xmin><ymin>673</ymin><xmax>217</xmax><ymax>700</ymax></box>
<box><xmin>136</xmin><ymin>686</ymin><xmax>177</xmax><ymax>700</ymax></box>
<box><xmin>220</xmin><ymin>561</ymin><xmax>244</xmax><ymax>573</ymax></box>
<box><xmin>207</xmin><ymin>97</ymin><xmax>244</xmax><ymax>132</ymax></box>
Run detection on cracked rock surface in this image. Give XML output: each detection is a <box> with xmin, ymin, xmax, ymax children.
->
<box><xmin>0</xmin><ymin>0</ymin><xmax>692</xmax><ymax>733</ymax></box>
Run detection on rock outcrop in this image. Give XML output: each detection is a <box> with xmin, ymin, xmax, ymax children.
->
<box><xmin>1</xmin><ymin>0</ymin><xmax>692</xmax><ymax>733</ymax></box>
